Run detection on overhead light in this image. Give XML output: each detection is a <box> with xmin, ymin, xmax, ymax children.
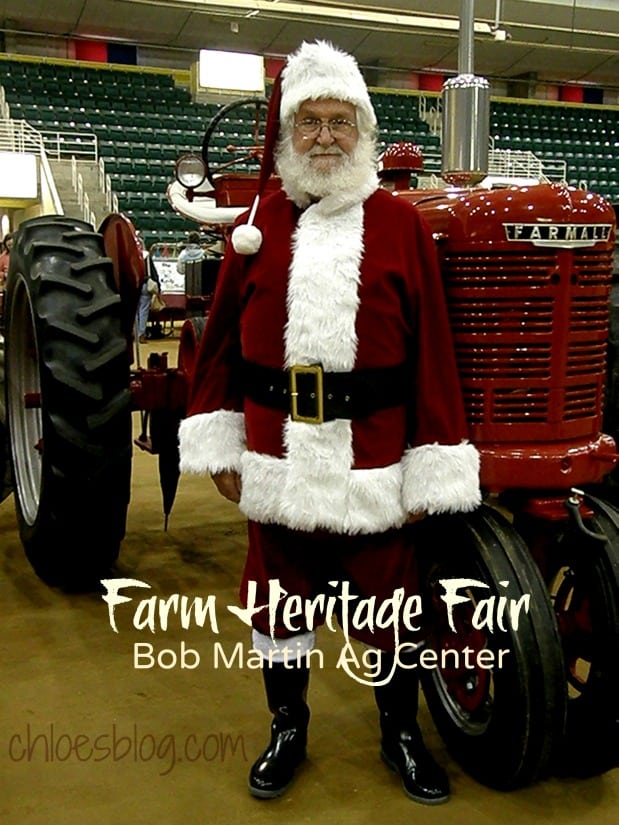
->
<box><xmin>245</xmin><ymin>9</ymin><xmax>260</xmax><ymax>17</ymax></box>
<box><xmin>124</xmin><ymin>0</ymin><xmax>495</xmax><ymax>36</ymax></box>
<box><xmin>198</xmin><ymin>49</ymin><xmax>265</xmax><ymax>94</ymax></box>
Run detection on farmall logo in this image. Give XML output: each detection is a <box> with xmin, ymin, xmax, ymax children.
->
<box><xmin>504</xmin><ymin>223</ymin><xmax>613</xmax><ymax>248</ymax></box>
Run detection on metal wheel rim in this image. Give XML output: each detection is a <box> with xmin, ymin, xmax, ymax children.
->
<box><xmin>548</xmin><ymin>564</ymin><xmax>593</xmax><ymax>698</ymax></box>
<box><xmin>427</xmin><ymin>577</ymin><xmax>495</xmax><ymax>735</ymax></box>
<box><xmin>7</xmin><ymin>274</ymin><xmax>43</xmax><ymax>525</ymax></box>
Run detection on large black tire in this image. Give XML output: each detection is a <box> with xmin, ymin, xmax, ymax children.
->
<box><xmin>417</xmin><ymin>505</ymin><xmax>566</xmax><ymax>790</ymax></box>
<box><xmin>4</xmin><ymin>216</ymin><xmax>132</xmax><ymax>589</ymax></box>
<box><xmin>542</xmin><ymin>493</ymin><xmax>619</xmax><ymax>776</ymax></box>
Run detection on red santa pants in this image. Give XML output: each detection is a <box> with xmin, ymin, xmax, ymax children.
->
<box><xmin>240</xmin><ymin>520</ymin><xmax>422</xmax><ymax>651</ymax></box>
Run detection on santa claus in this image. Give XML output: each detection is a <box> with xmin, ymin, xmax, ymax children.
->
<box><xmin>179</xmin><ymin>39</ymin><xmax>481</xmax><ymax>804</ymax></box>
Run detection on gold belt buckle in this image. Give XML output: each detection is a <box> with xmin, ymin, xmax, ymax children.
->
<box><xmin>289</xmin><ymin>364</ymin><xmax>324</xmax><ymax>424</ymax></box>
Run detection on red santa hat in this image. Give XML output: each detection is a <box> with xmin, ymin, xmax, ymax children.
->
<box><xmin>231</xmin><ymin>40</ymin><xmax>377</xmax><ymax>255</ymax></box>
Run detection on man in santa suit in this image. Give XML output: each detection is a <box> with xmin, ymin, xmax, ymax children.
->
<box><xmin>179</xmin><ymin>40</ymin><xmax>481</xmax><ymax>804</ymax></box>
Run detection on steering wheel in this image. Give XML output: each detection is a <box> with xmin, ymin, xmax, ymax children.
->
<box><xmin>201</xmin><ymin>96</ymin><xmax>269</xmax><ymax>187</ymax></box>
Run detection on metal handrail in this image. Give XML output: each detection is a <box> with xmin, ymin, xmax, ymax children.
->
<box><xmin>0</xmin><ymin>118</ymin><xmax>43</xmax><ymax>153</ymax></box>
<box><xmin>419</xmin><ymin>146</ymin><xmax>567</xmax><ymax>183</ymax></box>
<box><xmin>38</xmin><ymin>129</ymin><xmax>98</xmax><ymax>161</ymax></box>
<box><xmin>0</xmin><ymin>119</ymin><xmax>64</xmax><ymax>213</ymax></box>
<box><xmin>0</xmin><ymin>118</ymin><xmax>98</xmax><ymax>162</ymax></box>
<box><xmin>40</xmin><ymin>149</ymin><xmax>64</xmax><ymax>215</ymax></box>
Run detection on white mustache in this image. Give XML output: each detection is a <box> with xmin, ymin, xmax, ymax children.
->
<box><xmin>307</xmin><ymin>146</ymin><xmax>347</xmax><ymax>157</ymax></box>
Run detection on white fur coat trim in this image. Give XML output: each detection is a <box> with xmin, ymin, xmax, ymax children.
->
<box><xmin>178</xmin><ymin>410</ymin><xmax>246</xmax><ymax>475</ymax></box>
<box><xmin>402</xmin><ymin>441</ymin><xmax>482</xmax><ymax>515</ymax></box>
<box><xmin>284</xmin><ymin>199</ymin><xmax>364</xmax><ymax>369</ymax></box>
<box><xmin>239</xmin><ymin>445</ymin><xmax>407</xmax><ymax>534</ymax></box>
<box><xmin>239</xmin><ymin>439</ymin><xmax>481</xmax><ymax>534</ymax></box>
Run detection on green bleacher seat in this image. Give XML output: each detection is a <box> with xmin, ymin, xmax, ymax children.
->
<box><xmin>11</xmin><ymin>92</ymin><xmax>35</xmax><ymax>105</ymax></box>
<box><xmin>5</xmin><ymin>74</ymin><xmax>30</xmax><ymax>91</ymax></box>
<box><xmin>131</xmin><ymin>158</ymin><xmax>151</xmax><ymax>175</ymax></box>
<box><xmin>126</xmin><ymin>142</ymin><xmax>147</xmax><ymax>158</ymax></box>
<box><xmin>114</xmin><ymin>158</ymin><xmax>136</xmax><ymax>175</ymax></box>
<box><xmin>148</xmin><ymin>214</ymin><xmax>171</xmax><ymax>232</ymax></box>
<box><xmin>155</xmin><ymin>131</ymin><xmax>174</xmax><ymax>145</ymax></box>
<box><xmin>1</xmin><ymin>64</ymin><xmax>27</xmax><ymax>79</ymax></box>
<box><xmin>98</xmin><ymin>141</ymin><xmax>116</xmax><ymax>157</ymax></box>
<box><xmin>132</xmin><ymin>86</ymin><xmax>151</xmax><ymax>101</ymax></box>
<box><xmin>143</xmin><ymin>194</ymin><xmax>167</xmax><ymax>210</ymax></box>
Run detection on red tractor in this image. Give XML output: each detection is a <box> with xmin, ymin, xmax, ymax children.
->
<box><xmin>1</xmin><ymin>68</ymin><xmax>617</xmax><ymax>797</ymax></box>
<box><xmin>406</xmin><ymin>177</ymin><xmax>618</xmax><ymax>788</ymax></box>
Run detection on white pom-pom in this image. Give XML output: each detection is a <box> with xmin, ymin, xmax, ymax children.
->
<box><xmin>231</xmin><ymin>223</ymin><xmax>263</xmax><ymax>255</ymax></box>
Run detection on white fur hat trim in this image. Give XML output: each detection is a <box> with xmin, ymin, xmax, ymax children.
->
<box><xmin>280</xmin><ymin>40</ymin><xmax>376</xmax><ymax>129</ymax></box>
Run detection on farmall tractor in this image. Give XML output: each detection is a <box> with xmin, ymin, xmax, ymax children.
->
<box><xmin>1</xmin><ymin>26</ymin><xmax>618</xmax><ymax>798</ymax></box>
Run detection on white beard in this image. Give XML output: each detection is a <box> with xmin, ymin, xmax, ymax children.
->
<box><xmin>275</xmin><ymin>131</ymin><xmax>377</xmax><ymax>207</ymax></box>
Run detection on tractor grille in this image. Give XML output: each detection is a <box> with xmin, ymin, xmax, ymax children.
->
<box><xmin>570</xmin><ymin>296</ymin><xmax>610</xmax><ymax>331</ymax></box>
<box><xmin>573</xmin><ymin>248</ymin><xmax>614</xmax><ymax>286</ymax></box>
<box><xmin>449</xmin><ymin>296</ymin><xmax>554</xmax><ymax>333</ymax></box>
<box><xmin>564</xmin><ymin>385</ymin><xmax>600</xmax><ymax>420</ymax></box>
<box><xmin>444</xmin><ymin>250</ymin><xmax>555</xmax><ymax>288</ymax></box>
<box><xmin>492</xmin><ymin>388</ymin><xmax>550</xmax><ymax>422</ymax></box>
<box><xmin>457</xmin><ymin>343</ymin><xmax>552</xmax><ymax>379</ymax></box>
<box><xmin>443</xmin><ymin>247</ymin><xmax>612</xmax><ymax>440</ymax></box>
<box><xmin>566</xmin><ymin>340</ymin><xmax>607</xmax><ymax>377</ymax></box>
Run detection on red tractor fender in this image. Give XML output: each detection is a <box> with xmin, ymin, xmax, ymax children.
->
<box><xmin>99</xmin><ymin>212</ymin><xmax>145</xmax><ymax>343</ymax></box>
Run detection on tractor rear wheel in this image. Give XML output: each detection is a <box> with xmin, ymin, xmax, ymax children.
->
<box><xmin>417</xmin><ymin>504</ymin><xmax>566</xmax><ymax>790</ymax></box>
<box><xmin>543</xmin><ymin>493</ymin><xmax>619</xmax><ymax>776</ymax></box>
<box><xmin>4</xmin><ymin>216</ymin><xmax>132</xmax><ymax>589</ymax></box>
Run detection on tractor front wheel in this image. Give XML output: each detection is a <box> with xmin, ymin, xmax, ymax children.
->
<box><xmin>417</xmin><ymin>504</ymin><xmax>566</xmax><ymax>789</ymax></box>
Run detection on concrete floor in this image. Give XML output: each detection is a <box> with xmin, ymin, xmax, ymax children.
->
<box><xmin>1</xmin><ymin>334</ymin><xmax>618</xmax><ymax>825</ymax></box>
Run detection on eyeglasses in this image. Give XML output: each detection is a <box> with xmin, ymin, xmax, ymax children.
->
<box><xmin>294</xmin><ymin>117</ymin><xmax>358</xmax><ymax>138</ymax></box>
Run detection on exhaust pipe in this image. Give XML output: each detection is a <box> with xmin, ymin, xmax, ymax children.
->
<box><xmin>441</xmin><ymin>0</ymin><xmax>490</xmax><ymax>186</ymax></box>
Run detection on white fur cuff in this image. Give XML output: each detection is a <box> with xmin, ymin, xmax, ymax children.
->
<box><xmin>178</xmin><ymin>410</ymin><xmax>246</xmax><ymax>475</ymax></box>
<box><xmin>402</xmin><ymin>441</ymin><xmax>481</xmax><ymax>515</ymax></box>
<box><xmin>252</xmin><ymin>629</ymin><xmax>317</xmax><ymax>663</ymax></box>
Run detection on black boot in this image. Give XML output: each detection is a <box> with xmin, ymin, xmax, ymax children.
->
<box><xmin>248</xmin><ymin>663</ymin><xmax>310</xmax><ymax>799</ymax></box>
<box><xmin>374</xmin><ymin>651</ymin><xmax>450</xmax><ymax>805</ymax></box>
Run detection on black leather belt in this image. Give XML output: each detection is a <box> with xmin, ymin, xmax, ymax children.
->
<box><xmin>242</xmin><ymin>360</ymin><xmax>409</xmax><ymax>424</ymax></box>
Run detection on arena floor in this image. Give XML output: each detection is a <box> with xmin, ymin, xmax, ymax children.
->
<box><xmin>1</xmin><ymin>333</ymin><xmax>617</xmax><ymax>825</ymax></box>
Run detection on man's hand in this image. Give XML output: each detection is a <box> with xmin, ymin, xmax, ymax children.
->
<box><xmin>211</xmin><ymin>470</ymin><xmax>242</xmax><ymax>503</ymax></box>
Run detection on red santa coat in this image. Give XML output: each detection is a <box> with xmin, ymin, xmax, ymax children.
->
<box><xmin>179</xmin><ymin>182</ymin><xmax>481</xmax><ymax>535</ymax></box>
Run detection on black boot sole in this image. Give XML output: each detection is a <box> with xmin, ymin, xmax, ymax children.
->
<box><xmin>248</xmin><ymin>781</ymin><xmax>292</xmax><ymax>799</ymax></box>
<box><xmin>381</xmin><ymin>749</ymin><xmax>450</xmax><ymax>805</ymax></box>
<box><xmin>248</xmin><ymin>754</ymin><xmax>306</xmax><ymax>799</ymax></box>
